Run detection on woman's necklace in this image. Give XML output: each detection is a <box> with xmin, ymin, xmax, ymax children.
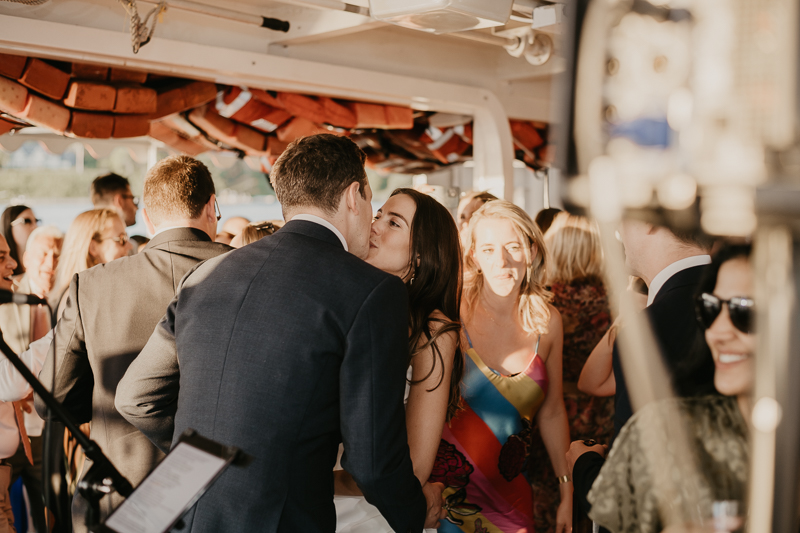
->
<box><xmin>480</xmin><ymin>304</ymin><xmax>499</xmax><ymax>325</ymax></box>
<box><xmin>480</xmin><ymin>300</ymin><xmax>511</xmax><ymax>327</ymax></box>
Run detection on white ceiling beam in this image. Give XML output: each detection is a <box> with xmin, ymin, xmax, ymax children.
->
<box><xmin>0</xmin><ymin>14</ymin><xmax>516</xmax><ymax>198</ymax></box>
<box><xmin>132</xmin><ymin>0</ymin><xmax>380</xmax><ymax>47</ymax></box>
<box><xmin>498</xmin><ymin>94</ymin><xmax>551</xmax><ymax>122</ymax></box>
<box><xmin>0</xmin><ymin>15</ymin><xmax>462</xmax><ymax>108</ymax></box>
<box><xmin>274</xmin><ymin>0</ymin><xmax>369</xmax><ymax>14</ymax></box>
<box><xmin>268</xmin><ymin>15</ymin><xmax>384</xmax><ymax>46</ymax></box>
<box><xmin>496</xmin><ymin>55</ymin><xmax>564</xmax><ymax>81</ymax></box>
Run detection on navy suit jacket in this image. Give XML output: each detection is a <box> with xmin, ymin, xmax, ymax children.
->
<box><xmin>116</xmin><ymin>220</ymin><xmax>426</xmax><ymax>533</ymax></box>
<box><xmin>611</xmin><ymin>264</ymin><xmax>716</xmax><ymax>436</ymax></box>
<box><xmin>574</xmin><ymin>264</ymin><xmax>716</xmax><ymax>517</ymax></box>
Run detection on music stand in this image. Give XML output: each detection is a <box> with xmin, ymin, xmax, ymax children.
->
<box><xmin>97</xmin><ymin>429</ymin><xmax>239</xmax><ymax>533</ymax></box>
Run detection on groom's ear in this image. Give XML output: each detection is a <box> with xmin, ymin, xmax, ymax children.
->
<box><xmin>343</xmin><ymin>181</ymin><xmax>362</xmax><ymax>215</ymax></box>
<box><xmin>142</xmin><ymin>208</ymin><xmax>156</xmax><ymax>236</ymax></box>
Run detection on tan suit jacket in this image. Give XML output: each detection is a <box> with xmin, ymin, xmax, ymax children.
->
<box><xmin>35</xmin><ymin>228</ymin><xmax>231</xmax><ymax>533</ymax></box>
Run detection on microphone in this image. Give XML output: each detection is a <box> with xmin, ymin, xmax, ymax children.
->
<box><xmin>0</xmin><ymin>290</ymin><xmax>48</xmax><ymax>306</ymax></box>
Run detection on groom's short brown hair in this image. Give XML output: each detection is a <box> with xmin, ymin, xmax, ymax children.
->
<box><xmin>270</xmin><ymin>134</ymin><xmax>368</xmax><ymax>215</ymax></box>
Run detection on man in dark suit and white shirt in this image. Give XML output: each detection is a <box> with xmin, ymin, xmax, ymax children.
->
<box><xmin>116</xmin><ymin>134</ymin><xmax>435</xmax><ymax>533</ymax></box>
<box><xmin>567</xmin><ymin>218</ymin><xmax>714</xmax><ymax>525</ymax></box>
<box><xmin>35</xmin><ymin>155</ymin><xmax>232</xmax><ymax>532</ymax></box>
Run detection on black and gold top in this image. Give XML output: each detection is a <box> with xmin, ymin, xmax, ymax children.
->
<box><xmin>589</xmin><ymin>395</ymin><xmax>749</xmax><ymax>533</ymax></box>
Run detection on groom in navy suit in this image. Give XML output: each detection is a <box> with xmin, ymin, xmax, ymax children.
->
<box><xmin>117</xmin><ymin>134</ymin><xmax>438</xmax><ymax>532</ymax></box>
<box><xmin>567</xmin><ymin>219</ymin><xmax>714</xmax><ymax>528</ymax></box>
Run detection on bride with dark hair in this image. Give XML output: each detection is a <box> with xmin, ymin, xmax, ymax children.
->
<box><xmin>334</xmin><ymin>188</ymin><xmax>464</xmax><ymax>533</ymax></box>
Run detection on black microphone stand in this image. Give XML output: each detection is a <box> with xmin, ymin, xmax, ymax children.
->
<box><xmin>0</xmin><ymin>337</ymin><xmax>133</xmax><ymax>532</ymax></box>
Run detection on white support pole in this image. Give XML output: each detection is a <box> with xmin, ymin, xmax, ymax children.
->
<box><xmin>472</xmin><ymin>93</ymin><xmax>515</xmax><ymax>200</ymax></box>
<box><xmin>73</xmin><ymin>143</ymin><xmax>84</xmax><ymax>174</ymax></box>
<box><xmin>147</xmin><ymin>141</ymin><xmax>159</xmax><ymax>170</ymax></box>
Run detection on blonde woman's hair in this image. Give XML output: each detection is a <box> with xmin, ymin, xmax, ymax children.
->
<box><xmin>239</xmin><ymin>220</ymin><xmax>283</xmax><ymax>246</ymax></box>
<box><xmin>463</xmin><ymin>200</ymin><xmax>551</xmax><ymax>335</ymax></box>
<box><xmin>544</xmin><ymin>212</ymin><xmax>604</xmax><ymax>284</ymax></box>
<box><xmin>52</xmin><ymin>208</ymin><xmax>121</xmax><ymax>302</ymax></box>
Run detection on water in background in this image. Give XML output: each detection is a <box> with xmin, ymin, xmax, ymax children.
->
<box><xmin>3</xmin><ymin>198</ymin><xmax>286</xmax><ymax>238</ymax></box>
<box><xmin>5</xmin><ymin>198</ymin><xmax>385</xmax><ymax>238</ymax></box>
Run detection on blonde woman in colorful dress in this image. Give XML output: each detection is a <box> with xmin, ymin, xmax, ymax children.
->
<box><xmin>431</xmin><ymin>200</ymin><xmax>572</xmax><ymax>533</ymax></box>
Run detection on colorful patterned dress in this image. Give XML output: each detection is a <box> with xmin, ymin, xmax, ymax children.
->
<box><xmin>528</xmin><ymin>277</ymin><xmax>613</xmax><ymax>533</ymax></box>
<box><xmin>430</xmin><ymin>330</ymin><xmax>548</xmax><ymax>533</ymax></box>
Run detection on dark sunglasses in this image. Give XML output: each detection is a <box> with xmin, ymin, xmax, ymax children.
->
<box><xmin>695</xmin><ymin>293</ymin><xmax>755</xmax><ymax>334</ymax></box>
<box><xmin>120</xmin><ymin>194</ymin><xmax>140</xmax><ymax>207</ymax></box>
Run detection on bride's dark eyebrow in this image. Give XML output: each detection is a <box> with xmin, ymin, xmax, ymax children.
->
<box><xmin>386</xmin><ymin>211</ymin><xmax>409</xmax><ymax>225</ymax></box>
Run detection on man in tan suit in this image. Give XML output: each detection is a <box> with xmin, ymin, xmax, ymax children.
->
<box><xmin>0</xmin><ymin>225</ymin><xmax>62</xmax><ymax>533</ymax></box>
<box><xmin>37</xmin><ymin>156</ymin><xmax>231</xmax><ymax>533</ymax></box>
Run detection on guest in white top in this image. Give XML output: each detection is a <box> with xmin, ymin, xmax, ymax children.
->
<box><xmin>0</xmin><ymin>226</ymin><xmax>63</xmax><ymax>533</ymax></box>
<box><xmin>0</xmin><ymin>233</ymin><xmax>30</xmax><ymax>533</ymax></box>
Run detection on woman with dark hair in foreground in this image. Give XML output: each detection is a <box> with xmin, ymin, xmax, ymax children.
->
<box><xmin>334</xmin><ymin>188</ymin><xmax>463</xmax><ymax>533</ymax></box>
<box><xmin>588</xmin><ymin>243</ymin><xmax>753</xmax><ymax>533</ymax></box>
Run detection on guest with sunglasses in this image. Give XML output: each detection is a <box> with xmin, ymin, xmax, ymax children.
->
<box><xmin>1</xmin><ymin>205</ymin><xmax>40</xmax><ymax>276</ymax></box>
<box><xmin>585</xmin><ymin>243</ymin><xmax>752</xmax><ymax>533</ymax></box>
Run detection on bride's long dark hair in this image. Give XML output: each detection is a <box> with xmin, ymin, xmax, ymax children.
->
<box><xmin>391</xmin><ymin>188</ymin><xmax>464</xmax><ymax>420</ymax></box>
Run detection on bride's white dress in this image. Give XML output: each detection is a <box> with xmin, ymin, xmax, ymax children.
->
<box><xmin>334</xmin><ymin>368</ymin><xmax>436</xmax><ymax>533</ymax></box>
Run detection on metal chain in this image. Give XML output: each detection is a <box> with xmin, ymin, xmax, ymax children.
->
<box><xmin>118</xmin><ymin>0</ymin><xmax>168</xmax><ymax>54</ymax></box>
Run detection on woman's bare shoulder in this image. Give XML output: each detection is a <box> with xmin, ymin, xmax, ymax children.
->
<box><xmin>426</xmin><ymin>310</ymin><xmax>459</xmax><ymax>344</ymax></box>
<box><xmin>429</xmin><ymin>308</ymin><xmax>453</xmax><ymax>322</ymax></box>
<box><xmin>537</xmin><ymin>304</ymin><xmax>562</xmax><ymax>360</ymax></box>
<box><xmin>546</xmin><ymin>303</ymin><xmax>563</xmax><ymax>331</ymax></box>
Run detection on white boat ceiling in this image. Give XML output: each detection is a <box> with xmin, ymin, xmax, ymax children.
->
<box><xmin>0</xmin><ymin>0</ymin><xmax>561</xmax><ymax>196</ymax></box>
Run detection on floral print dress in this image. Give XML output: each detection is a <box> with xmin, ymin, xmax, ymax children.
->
<box><xmin>528</xmin><ymin>277</ymin><xmax>612</xmax><ymax>533</ymax></box>
<box><xmin>589</xmin><ymin>395</ymin><xmax>748</xmax><ymax>533</ymax></box>
<box><xmin>429</xmin><ymin>330</ymin><xmax>547</xmax><ymax>533</ymax></box>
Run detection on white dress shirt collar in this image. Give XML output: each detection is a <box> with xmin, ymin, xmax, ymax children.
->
<box><xmin>291</xmin><ymin>214</ymin><xmax>348</xmax><ymax>251</ymax></box>
<box><xmin>647</xmin><ymin>255</ymin><xmax>711</xmax><ymax>307</ymax></box>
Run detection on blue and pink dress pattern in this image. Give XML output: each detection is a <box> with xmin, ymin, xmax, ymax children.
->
<box><xmin>430</xmin><ymin>330</ymin><xmax>548</xmax><ymax>533</ymax></box>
